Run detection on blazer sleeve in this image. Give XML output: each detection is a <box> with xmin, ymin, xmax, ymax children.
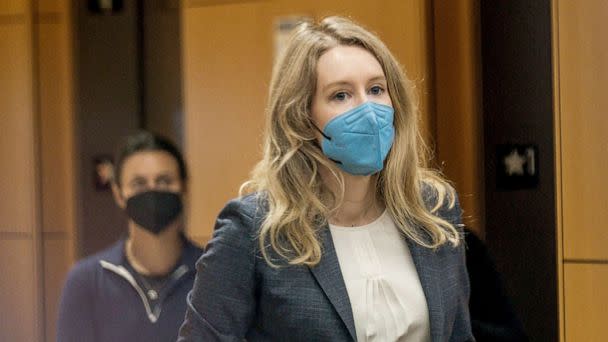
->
<box><xmin>445</xmin><ymin>195</ymin><xmax>476</xmax><ymax>342</ymax></box>
<box><xmin>56</xmin><ymin>262</ymin><xmax>97</xmax><ymax>342</ymax></box>
<box><xmin>177</xmin><ymin>198</ymin><xmax>258</xmax><ymax>342</ymax></box>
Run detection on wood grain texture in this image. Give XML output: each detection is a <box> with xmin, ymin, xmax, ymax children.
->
<box><xmin>564</xmin><ymin>263</ymin><xmax>608</xmax><ymax>342</ymax></box>
<box><xmin>0</xmin><ymin>239</ymin><xmax>37</xmax><ymax>342</ymax></box>
<box><xmin>557</xmin><ymin>0</ymin><xmax>608</xmax><ymax>260</ymax></box>
<box><xmin>433</xmin><ymin>0</ymin><xmax>483</xmax><ymax>234</ymax></box>
<box><xmin>43</xmin><ymin>238</ymin><xmax>72</xmax><ymax>342</ymax></box>
<box><xmin>0</xmin><ymin>22</ymin><xmax>36</xmax><ymax>233</ymax></box>
<box><xmin>0</xmin><ymin>0</ymin><xmax>26</xmax><ymax>15</ymax></box>
<box><xmin>36</xmin><ymin>0</ymin><xmax>68</xmax><ymax>13</ymax></box>
<box><xmin>35</xmin><ymin>2</ymin><xmax>76</xmax><ymax>340</ymax></box>
<box><xmin>37</xmin><ymin>19</ymin><xmax>75</xmax><ymax>235</ymax></box>
<box><xmin>1</xmin><ymin>1</ymin><xmax>75</xmax><ymax>341</ymax></box>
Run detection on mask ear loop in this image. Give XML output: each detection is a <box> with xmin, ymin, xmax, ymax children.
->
<box><xmin>310</xmin><ymin>121</ymin><xmax>331</xmax><ymax>140</ymax></box>
<box><xmin>309</xmin><ymin>120</ymin><xmax>343</xmax><ymax>165</ymax></box>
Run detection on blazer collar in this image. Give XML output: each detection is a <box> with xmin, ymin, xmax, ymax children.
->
<box><xmin>308</xmin><ymin>226</ymin><xmax>357</xmax><ymax>341</ymax></box>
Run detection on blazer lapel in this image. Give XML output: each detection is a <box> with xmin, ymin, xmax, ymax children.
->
<box><xmin>308</xmin><ymin>227</ymin><xmax>357</xmax><ymax>341</ymax></box>
<box><xmin>406</xmin><ymin>237</ymin><xmax>445</xmax><ymax>342</ymax></box>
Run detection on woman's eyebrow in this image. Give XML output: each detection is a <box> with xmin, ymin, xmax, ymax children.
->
<box><xmin>321</xmin><ymin>80</ymin><xmax>351</xmax><ymax>92</ymax></box>
<box><xmin>322</xmin><ymin>75</ymin><xmax>386</xmax><ymax>92</ymax></box>
<box><xmin>367</xmin><ymin>75</ymin><xmax>387</xmax><ymax>83</ymax></box>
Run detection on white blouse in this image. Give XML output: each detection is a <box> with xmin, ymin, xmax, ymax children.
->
<box><xmin>329</xmin><ymin>210</ymin><xmax>431</xmax><ymax>342</ymax></box>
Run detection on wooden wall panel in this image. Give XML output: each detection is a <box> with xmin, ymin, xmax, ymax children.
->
<box><xmin>554</xmin><ymin>1</ymin><xmax>608</xmax><ymax>340</ymax></box>
<box><xmin>1</xmin><ymin>1</ymin><xmax>75</xmax><ymax>341</ymax></box>
<box><xmin>0</xmin><ymin>0</ymin><xmax>26</xmax><ymax>15</ymax></box>
<box><xmin>564</xmin><ymin>263</ymin><xmax>608</xmax><ymax>342</ymax></box>
<box><xmin>43</xmin><ymin>238</ymin><xmax>71</xmax><ymax>342</ymax></box>
<box><xmin>183</xmin><ymin>0</ymin><xmax>435</xmax><ymax>242</ymax></box>
<box><xmin>38</xmin><ymin>20</ymin><xmax>75</xmax><ymax>234</ymax></box>
<box><xmin>0</xmin><ymin>23</ymin><xmax>36</xmax><ymax>234</ymax></box>
<box><xmin>433</xmin><ymin>0</ymin><xmax>483</xmax><ymax>233</ymax></box>
<box><xmin>37</xmin><ymin>0</ymin><xmax>66</xmax><ymax>13</ymax></box>
<box><xmin>0</xmin><ymin>240</ymin><xmax>37</xmax><ymax>342</ymax></box>
<box><xmin>182</xmin><ymin>1</ymin><xmax>270</xmax><ymax>242</ymax></box>
<box><xmin>557</xmin><ymin>0</ymin><xmax>608</xmax><ymax>260</ymax></box>
<box><xmin>0</xmin><ymin>2</ymin><xmax>42</xmax><ymax>341</ymax></box>
<box><xmin>36</xmin><ymin>1</ymin><xmax>76</xmax><ymax>340</ymax></box>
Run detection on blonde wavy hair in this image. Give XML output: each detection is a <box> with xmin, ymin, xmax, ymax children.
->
<box><xmin>240</xmin><ymin>16</ymin><xmax>460</xmax><ymax>267</ymax></box>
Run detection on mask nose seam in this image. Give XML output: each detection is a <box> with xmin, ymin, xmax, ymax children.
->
<box><xmin>372</xmin><ymin>109</ymin><xmax>383</xmax><ymax>171</ymax></box>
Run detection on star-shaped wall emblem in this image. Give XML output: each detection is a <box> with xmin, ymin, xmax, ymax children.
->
<box><xmin>504</xmin><ymin>149</ymin><xmax>526</xmax><ymax>175</ymax></box>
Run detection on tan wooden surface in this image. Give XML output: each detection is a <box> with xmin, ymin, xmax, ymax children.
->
<box><xmin>0</xmin><ymin>2</ymin><xmax>41</xmax><ymax>340</ymax></box>
<box><xmin>38</xmin><ymin>17</ymin><xmax>75</xmax><ymax>235</ymax></box>
<box><xmin>0</xmin><ymin>0</ymin><xmax>26</xmax><ymax>14</ymax></box>
<box><xmin>43</xmin><ymin>238</ymin><xmax>72</xmax><ymax>342</ymax></box>
<box><xmin>557</xmin><ymin>0</ymin><xmax>608</xmax><ymax>261</ymax></box>
<box><xmin>433</xmin><ymin>0</ymin><xmax>483</xmax><ymax>234</ymax></box>
<box><xmin>0</xmin><ymin>20</ymin><xmax>36</xmax><ymax>234</ymax></box>
<box><xmin>36</xmin><ymin>1</ymin><xmax>76</xmax><ymax>340</ymax></box>
<box><xmin>564</xmin><ymin>263</ymin><xmax>608</xmax><ymax>342</ymax></box>
<box><xmin>554</xmin><ymin>1</ymin><xmax>608</xmax><ymax>340</ymax></box>
<box><xmin>0</xmin><ymin>239</ymin><xmax>37</xmax><ymax>341</ymax></box>
<box><xmin>0</xmin><ymin>1</ymin><xmax>75</xmax><ymax>341</ymax></box>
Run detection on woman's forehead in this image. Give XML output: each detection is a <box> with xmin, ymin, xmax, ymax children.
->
<box><xmin>316</xmin><ymin>46</ymin><xmax>385</xmax><ymax>86</ymax></box>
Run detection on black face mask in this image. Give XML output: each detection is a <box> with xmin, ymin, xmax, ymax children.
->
<box><xmin>125</xmin><ymin>191</ymin><xmax>183</xmax><ymax>235</ymax></box>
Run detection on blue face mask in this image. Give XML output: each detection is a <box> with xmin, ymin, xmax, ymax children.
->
<box><xmin>315</xmin><ymin>102</ymin><xmax>395</xmax><ymax>176</ymax></box>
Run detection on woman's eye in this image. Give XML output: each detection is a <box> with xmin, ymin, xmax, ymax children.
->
<box><xmin>369</xmin><ymin>85</ymin><xmax>384</xmax><ymax>96</ymax></box>
<box><xmin>332</xmin><ymin>92</ymin><xmax>349</xmax><ymax>102</ymax></box>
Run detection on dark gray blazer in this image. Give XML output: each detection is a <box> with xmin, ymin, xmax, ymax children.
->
<box><xmin>178</xmin><ymin>192</ymin><xmax>474</xmax><ymax>342</ymax></box>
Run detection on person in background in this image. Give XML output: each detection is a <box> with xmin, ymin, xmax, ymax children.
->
<box><xmin>57</xmin><ymin>131</ymin><xmax>203</xmax><ymax>342</ymax></box>
<box><xmin>465</xmin><ymin>227</ymin><xmax>528</xmax><ymax>341</ymax></box>
<box><xmin>178</xmin><ymin>16</ymin><xmax>474</xmax><ymax>341</ymax></box>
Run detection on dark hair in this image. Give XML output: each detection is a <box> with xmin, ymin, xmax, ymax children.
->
<box><xmin>114</xmin><ymin>131</ymin><xmax>188</xmax><ymax>187</ymax></box>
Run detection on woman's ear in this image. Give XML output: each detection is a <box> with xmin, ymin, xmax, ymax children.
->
<box><xmin>112</xmin><ymin>182</ymin><xmax>126</xmax><ymax>209</ymax></box>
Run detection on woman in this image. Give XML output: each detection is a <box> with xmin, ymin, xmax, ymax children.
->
<box><xmin>57</xmin><ymin>132</ymin><xmax>204</xmax><ymax>342</ymax></box>
<box><xmin>179</xmin><ymin>17</ymin><xmax>473</xmax><ymax>342</ymax></box>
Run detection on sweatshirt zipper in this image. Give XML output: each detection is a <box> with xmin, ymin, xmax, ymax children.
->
<box><xmin>100</xmin><ymin>260</ymin><xmax>189</xmax><ymax>323</ymax></box>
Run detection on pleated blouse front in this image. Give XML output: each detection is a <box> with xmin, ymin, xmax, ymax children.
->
<box><xmin>330</xmin><ymin>210</ymin><xmax>431</xmax><ymax>342</ymax></box>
